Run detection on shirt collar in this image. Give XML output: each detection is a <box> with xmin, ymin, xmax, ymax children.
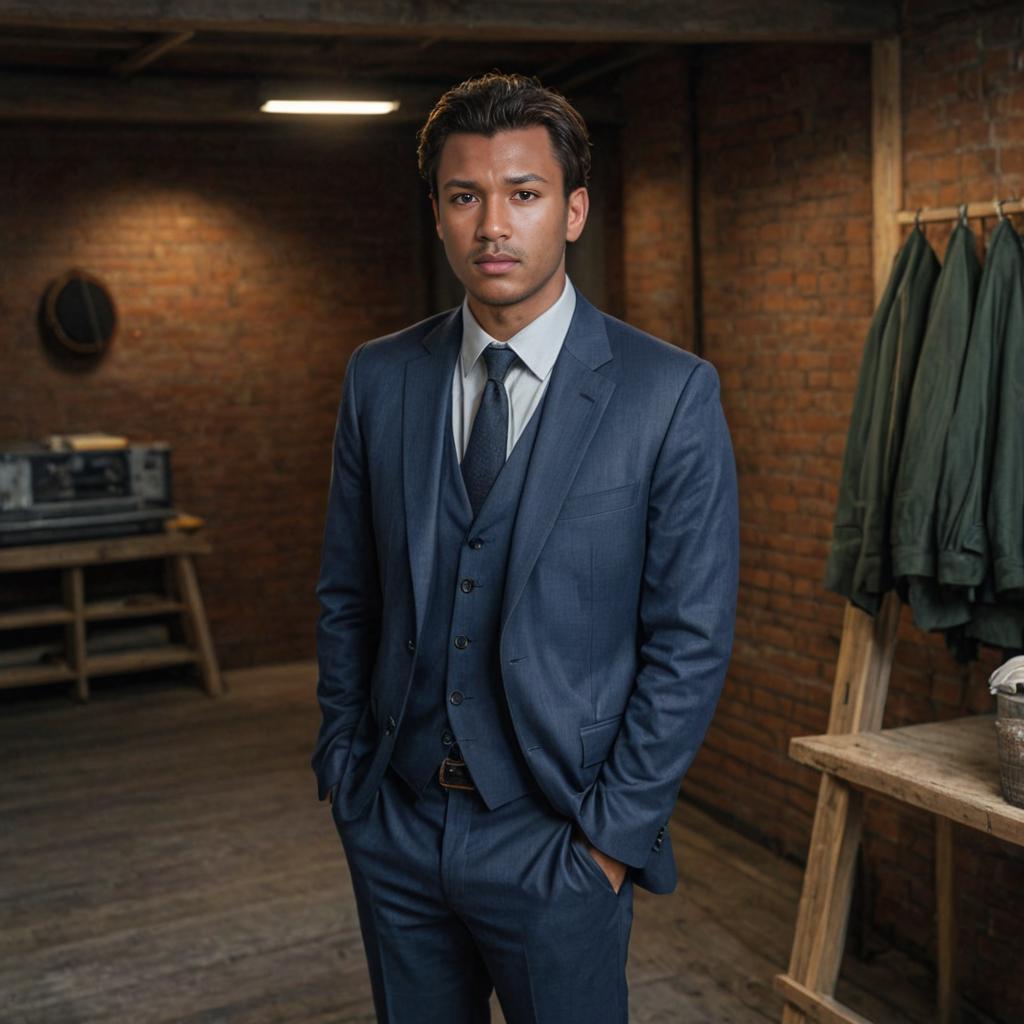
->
<box><xmin>460</xmin><ymin>276</ymin><xmax>577</xmax><ymax>382</ymax></box>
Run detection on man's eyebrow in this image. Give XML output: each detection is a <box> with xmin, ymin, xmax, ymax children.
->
<box><xmin>440</xmin><ymin>173</ymin><xmax>549</xmax><ymax>190</ymax></box>
<box><xmin>505</xmin><ymin>173</ymin><xmax>548</xmax><ymax>185</ymax></box>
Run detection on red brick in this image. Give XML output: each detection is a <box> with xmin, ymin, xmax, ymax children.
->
<box><xmin>1</xmin><ymin>124</ymin><xmax>425</xmax><ymax>671</ymax></box>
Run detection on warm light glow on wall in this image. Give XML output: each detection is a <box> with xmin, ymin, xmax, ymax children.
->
<box><xmin>260</xmin><ymin>100</ymin><xmax>400</xmax><ymax>116</ymax></box>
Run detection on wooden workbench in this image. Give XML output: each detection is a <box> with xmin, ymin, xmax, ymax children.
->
<box><xmin>0</xmin><ymin>527</ymin><xmax>223</xmax><ymax>700</ymax></box>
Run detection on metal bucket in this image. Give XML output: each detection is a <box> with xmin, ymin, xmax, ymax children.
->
<box><xmin>997</xmin><ymin>692</ymin><xmax>1024</xmax><ymax>719</ymax></box>
<box><xmin>996</xmin><ymin>716</ymin><xmax>1024</xmax><ymax>809</ymax></box>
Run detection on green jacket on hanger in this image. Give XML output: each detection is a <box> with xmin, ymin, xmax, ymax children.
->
<box><xmin>935</xmin><ymin>218</ymin><xmax>1024</xmax><ymax>652</ymax></box>
<box><xmin>825</xmin><ymin>226</ymin><xmax>940</xmax><ymax>614</ymax></box>
<box><xmin>890</xmin><ymin>221</ymin><xmax>982</xmax><ymax>632</ymax></box>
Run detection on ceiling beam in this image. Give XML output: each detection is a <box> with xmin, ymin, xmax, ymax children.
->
<box><xmin>0</xmin><ymin>71</ymin><xmax>622</xmax><ymax>124</ymax></box>
<box><xmin>115</xmin><ymin>30</ymin><xmax>194</xmax><ymax>76</ymax></box>
<box><xmin>0</xmin><ymin>1</ymin><xmax>900</xmax><ymax>42</ymax></box>
<box><xmin>555</xmin><ymin>45</ymin><xmax>669</xmax><ymax>94</ymax></box>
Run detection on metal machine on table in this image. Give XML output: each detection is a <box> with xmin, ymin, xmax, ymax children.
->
<box><xmin>0</xmin><ymin>436</ymin><xmax>175</xmax><ymax>546</ymax></box>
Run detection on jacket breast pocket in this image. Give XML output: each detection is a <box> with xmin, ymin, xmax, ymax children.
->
<box><xmin>580</xmin><ymin>713</ymin><xmax>624</xmax><ymax>767</ymax></box>
<box><xmin>556</xmin><ymin>480</ymin><xmax>639</xmax><ymax>522</ymax></box>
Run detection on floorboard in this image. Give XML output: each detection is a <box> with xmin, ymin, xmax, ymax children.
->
<box><xmin>0</xmin><ymin>662</ymin><xmax>944</xmax><ymax>1023</ymax></box>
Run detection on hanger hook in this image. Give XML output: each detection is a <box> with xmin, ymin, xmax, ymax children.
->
<box><xmin>914</xmin><ymin>208</ymin><xmax>922</xmax><ymax>230</ymax></box>
<box><xmin>995</xmin><ymin>198</ymin><xmax>1005</xmax><ymax>221</ymax></box>
<box><xmin>957</xmin><ymin>203</ymin><xmax>968</xmax><ymax>227</ymax></box>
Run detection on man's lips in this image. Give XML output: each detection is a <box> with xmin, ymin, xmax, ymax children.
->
<box><xmin>474</xmin><ymin>254</ymin><xmax>520</xmax><ymax>275</ymax></box>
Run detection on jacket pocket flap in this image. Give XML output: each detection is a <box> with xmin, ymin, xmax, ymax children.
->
<box><xmin>580</xmin><ymin>714</ymin><xmax>624</xmax><ymax>767</ymax></box>
<box><xmin>557</xmin><ymin>480</ymin><xmax>639</xmax><ymax>521</ymax></box>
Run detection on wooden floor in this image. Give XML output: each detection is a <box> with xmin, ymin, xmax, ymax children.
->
<box><xmin>0</xmin><ymin>662</ymin><xmax>942</xmax><ymax>1023</ymax></box>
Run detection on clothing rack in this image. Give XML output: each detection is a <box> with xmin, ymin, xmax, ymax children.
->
<box><xmin>897</xmin><ymin>197</ymin><xmax>1024</xmax><ymax>225</ymax></box>
<box><xmin>775</xmin><ymin>39</ymin><xmax>1024</xmax><ymax>1024</ymax></box>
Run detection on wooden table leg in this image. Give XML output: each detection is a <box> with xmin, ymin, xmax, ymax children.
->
<box><xmin>777</xmin><ymin>595</ymin><xmax>901</xmax><ymax>1023</ymax></box>
<box><xmin>62</xmin><ymin>566</ymin><xmax>88</xmax><ymax>702</ymax></box>
<box><xmin>174</xmin><ymin>553</ymin><xmax>224</xmax><ymax>696</ymax></box>
<box><xmin>778</xmin><ymin>775</ymin><xmax>865</xmax><ymax>1022</ymax></box>
<box><xmin>936</xmin><ymin>816</ymin><xmax>959</xmax><ymax>1024</ymax></box>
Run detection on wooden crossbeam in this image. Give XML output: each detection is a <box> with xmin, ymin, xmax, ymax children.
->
<box><xmin>775</xmin><ymin>975</ymin><xmax>876</xmax><ymax>1024</ymax></box>
<box><xmin>0</xmin><ymin>1</ymin><xmax>900</xmax><ymax>42</ymax></box>
<box><xmin>115</xmin><ymin>30</ymin><xmax>194</xmax><ymax>76</ymax></box>
<box><xmin>0</xmin><ymin>71</ymin><xmax>623</xmax><ymax>123</ymax></box>
<box><xmin>778</xmin><ymin>38</ymin><xmax>905</xmax><ymax>1024</ymax></box>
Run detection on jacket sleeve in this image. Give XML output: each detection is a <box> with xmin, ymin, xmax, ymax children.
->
<box><xmin>311</xmin><ymin>342</ymin><xmax>383</xmax><ymax>800</ymax></box>
<box><xmin>985</xmin><ymin>242</ymin><xmax>1024</xmax><ymax>599</ymax></box>
<box><xmin>824</xmin><ymin>233</ymin><xmax>914</xmax><ymax>603</ymax></box>
<box><xmin>936</xmin><ymin>222</ymin><xmax>1020</xmax><ymax>592</ymax></box>
<box><xmin>577</xmin><ymin>361</ymin><xmax>739</xmax><ymax>869</ymax></box>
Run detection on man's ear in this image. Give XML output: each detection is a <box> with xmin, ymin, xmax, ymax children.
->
<box><xmin>566</xmin><ymin>186</ymin><xmax>589</xmax><ymax>243</ymax></box>
<box><xmin>430</xmin><ymin>194</ymin><xmax>443</xmax><ymax>241</ymax></box>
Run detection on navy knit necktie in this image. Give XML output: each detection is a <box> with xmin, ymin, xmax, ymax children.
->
<box><xmin>462</xmin><ymin>343</ymin><xmax>519</xmax><ymax>518</ymax></box>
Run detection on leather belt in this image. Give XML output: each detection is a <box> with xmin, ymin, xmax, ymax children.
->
<box><xmin>438</xmin><ymin>743</ymin><xmax>476</xmax><ymax>791</ymax></box>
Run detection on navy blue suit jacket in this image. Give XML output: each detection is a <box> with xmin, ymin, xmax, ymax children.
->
<box><xmin>313</xmin><ymin>290</ymin><xmax>739</xmax><ymax>895</ymax></box>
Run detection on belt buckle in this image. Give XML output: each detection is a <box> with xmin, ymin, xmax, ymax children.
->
<box><xmin>438</xmin><ymin>753</ymin><xmax>476</xmax><ymax>791</ymax></box>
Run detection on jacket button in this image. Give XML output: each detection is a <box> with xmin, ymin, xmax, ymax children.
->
<box><xmin>460</xmin><ymin>578</ymin><xmax>475</xmax><ymax>593</ymax></box>
<box><xmin>449</xmin><ymin>691</ymin><xmax>464</xmax><ymax>705</ymax></box>
<box><xmin>441</xmin><ymin>729</ymin><xmax>454</xmax><ymax>744</ymax></box>
<box><xmin>384</xmin><ymin>715</ymin><xmax>396</xmax><ymax>735</ymax></box>
<box><xmin>406</xmin><ymin>639</ymin><xmax>416</xmax><ymax>652</ymax></box>
<box><xmin>469</xmin><ymin>537</ymin><xmax>483</xmax><ymax>550</ymax></box>
<box><xmin>454</xmin><ymin>635</ymin><xmax>468</xmax><ymax>649</ymax></box>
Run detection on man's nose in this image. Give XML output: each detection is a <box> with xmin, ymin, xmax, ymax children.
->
<box><xmin>476</xmin><ymin>199</ymin><xmax>510</xmax><ymax>241</ymax></box>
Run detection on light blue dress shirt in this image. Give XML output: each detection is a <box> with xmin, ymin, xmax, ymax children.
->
<box><xmin>452</xmin><ymin>277</ymin><xmax>577</xmax><ymax>462</ymax></box>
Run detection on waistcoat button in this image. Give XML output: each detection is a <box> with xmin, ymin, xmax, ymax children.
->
<box><xmin>454</xmin><ymin>635</ymin><xmax>468</xmax><ymax>649</ymax></box>
<box><xmin>469</xmin><ymin>537</ymin><xmax>483</xmax><ymax>549</ymax></box>
<box><xmin>460</xmin><ymin>578</ymin><xmax>475</xmax><ymax>593</ymax></box>
<box><xmin>449</xmin><ymin>691</ymin><xmax>464</xmax><ymax>705</ymax></box>
<box><xmin>406</xmin><ymin>639</ymin><xmax>416</xmax><ymax>652</ymax></box>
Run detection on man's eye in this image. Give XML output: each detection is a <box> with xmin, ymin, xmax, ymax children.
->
<box><xmin>451</xmin><ymin>193</ymin><xmax>476</xmax><ymax>205</ymax></box>
<box><xmin>514</xmin><ymin>191</ymin><xmax>537</xmax><ymax>201</ymax></box>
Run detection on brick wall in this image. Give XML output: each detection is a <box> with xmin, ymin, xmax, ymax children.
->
<box><xmin>672</xmin><ymin>38</ymin><xmax>879</xmax><ymax>851</ymax></box>
<box><xmin>620</xmin><ymin>53</ymin><xmax>696</xmax><ymax>348</ymax></box>
<box><xmin>616</xmin><ymin>13</ymin><xmax>1024</xmax><ymax>1019</ymax></box>
<box><xmin>0</xmin><ymin>123</ymin><xmax>426</xmax><ymax>670</ymax></box>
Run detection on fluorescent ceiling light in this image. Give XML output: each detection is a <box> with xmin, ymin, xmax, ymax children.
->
<box><xmin>260</xmin><ymin>99</ymin><xmax>399</xmax><ymax>116</ymax></box>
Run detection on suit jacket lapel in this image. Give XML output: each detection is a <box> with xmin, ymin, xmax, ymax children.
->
<box><xmin>501</xmin><ymin>293</ymin><xmax>616</xmax><ymax>629</ymax></box>
<box><xmin>403</xmin><ymin>308</ymin><xmax>461</xmax><ymax>638</ymax></box>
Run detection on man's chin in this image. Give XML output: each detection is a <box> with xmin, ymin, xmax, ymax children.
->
<box><xmin>465</xmin><ymin>281</ymin><xmax>533</xmax><ymax>310</ymax></box>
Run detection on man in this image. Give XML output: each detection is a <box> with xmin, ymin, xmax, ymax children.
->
<box><xmin>313</xmin><ymin>72</ymin><xmax>738</xmax><ymax>1023</ymax></box>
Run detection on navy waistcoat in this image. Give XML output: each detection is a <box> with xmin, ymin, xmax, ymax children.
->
<box><xmin>390</xmin><ymin>381</ymin><xmax>549</xmax><ymax>809</ymax></box>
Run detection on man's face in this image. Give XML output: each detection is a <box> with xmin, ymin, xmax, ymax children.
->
<box><xmin>431</xmin><ymin>126</ymin><xmax>589</xmax><ymax>333</ymax></box>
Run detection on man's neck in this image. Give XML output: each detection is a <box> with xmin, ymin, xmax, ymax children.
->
<box><xmin>466</xmin><ymin>273</ymin><xmax>568</xmax><ymax>342</ymax></box>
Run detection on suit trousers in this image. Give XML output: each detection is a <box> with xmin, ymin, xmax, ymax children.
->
<box><xmin>332</xmin><ymin>763</ymin><xmax>634</xmax><ymax>1023</ymax></box>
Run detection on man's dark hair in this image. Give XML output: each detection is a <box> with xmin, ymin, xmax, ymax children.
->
<box><xmin>417</xmin><ymin>72</ymin><xmax>591</xmax><ymax>198</ymax></box>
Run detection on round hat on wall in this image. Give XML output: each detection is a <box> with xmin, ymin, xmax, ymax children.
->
<box><xmin>40</xmin><ymin>268</ymin><xmax>118</xmax><ymax>360</ymax></box>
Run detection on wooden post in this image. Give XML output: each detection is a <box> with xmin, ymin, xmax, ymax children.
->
<box><xmin>936</xmin><ymin>817</ymin><xmax>959</xmax><ymax>1024</ymax></box>
<box><xmin>777</xmin><ymin>36</ymin><xmax>904</xmax><ymax>1024</ymax></box>
<box><xmin>871</xmin><ymin>36</ymin><xmax>902</xmax><ymax>297</ymax></box>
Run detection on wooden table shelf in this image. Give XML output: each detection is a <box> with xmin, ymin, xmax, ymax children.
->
<box><xmin>0</xmin><ymin>660</ymin><xmax>77</xmax><ymax>687</ymax></box>
<box><xmin>790</xmin><ymin>715</ymin><xmax>1023</xmax><ymax>845</ymax></box>
<box><xmin>0</xmin><ymin>527</ymin><xmax>222</xmax><ymax>700</ymax></box>
<box><xmin>84</xmin><ymin>594</ymin><xmax>186</xmax><ymax>621</ymax></box>
<box><xmin>777</xmin><ymin>602</ymin><xmax>1015</xmax><ymax>1024</ymax></box>
<box><xmin>86</xmin><ymin>644</ymin><xmax>200</xmax><ymax>678</ymax></box>
<box><xmin>0</xmin><ymin>605</ymin><xmax>76</xmax><ymax>630</ymax></box>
